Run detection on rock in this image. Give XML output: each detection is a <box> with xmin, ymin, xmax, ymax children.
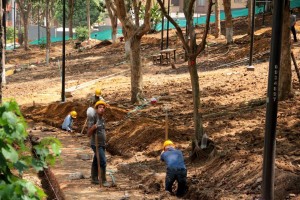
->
<box><xmin>255</xmin><ymin>177</ymin><xmax>262</xmax><ymax>183</ymax></box>
<box><xmin>68</xmin><ymin>172</ymin><xmax>84</xmax><ymax>180</ymax></box>
<box><xmin>76</xmin><ymin>154</ymin><xmax>91</xmax><ymax>160</ymax></box>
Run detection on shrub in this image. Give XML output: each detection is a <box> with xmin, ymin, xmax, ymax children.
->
<box><xmin>0</xmin><ymin>101</ymin><xmax>61</xmax><ymax>199</ymax></box>
<box><xmin>75</xmin><ymin>26</ymin><xmax>89</xmax><ymax>42</ymax></box>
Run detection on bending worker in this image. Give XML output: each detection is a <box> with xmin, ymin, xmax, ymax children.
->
<box><xmin>160</xmin><ymin>140</ymin><xmax>187</xmax><ymax>197</ymax></box>
<box><xmin>87</xmin><ymin>100</ymin><xmax>109</xmax><ymax>187</ymax></box>
<box><xmin>90</xmin><ymin>89</ymin><xmax>105</xmax><ymax>106</ymax></box>
<box><xmin>62</xmin><ymin>111</ymin><xmax>77</xmax><ymax>132</ymax></box>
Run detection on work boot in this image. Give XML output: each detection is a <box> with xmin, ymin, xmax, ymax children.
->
<box><xmin>91</xmin><ymin>165</ymin><xmax>99</xmax><ymax>184</ymax></box>
<box><xmin>101</xmin><ymin>168</ymin><xmax>110</xmax><ymax>187</ymax></box>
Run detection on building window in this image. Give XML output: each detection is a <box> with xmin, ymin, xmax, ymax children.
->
<box><xmin>198</xmin><ymin>0</ymin><xmax>205</xmax><ymax>6</ymax></box>
<box><xmin>171</xmin><ymin>0</ymin><xmax>179</xmax><ymax>6</ymax></box>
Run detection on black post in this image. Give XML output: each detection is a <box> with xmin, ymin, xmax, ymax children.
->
<box><xmin>38</xmin><ymin>0</ymin><xmax>40</xmax><ymax>44</ymax></box>
<box><xmin>248</xmin><ymin>0</ymin><xmax>256</xmax><ymax>68</ymax></box>
<box><xmin>166</xmin><ymin>0</ymin><xmax>170</xmax><ymax>49</ymax></box>
<box><xmin>262</xmin><ymin>0</ymin><xmax>284</xmax><ymax>199</ymax></box>
<box><xmin>62</xmin><ymin>0</ymin><xmax>66</xmax><ymax>102</ymax></box>
<box><xmin>13</xmin><ymin>0</ymin><xmax>15</xmax><ymax>49</ymax></box>
<box><xmin>3</xmin><ymin>0</ymin><xmax>6</xmax><ymax>48</ymax></box>
<box><xmin>160</xmin><ymin>0</ymin><xmax>165</xmax><ymax>50</ymax></box>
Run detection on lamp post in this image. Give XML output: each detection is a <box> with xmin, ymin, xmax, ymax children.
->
<box><xmin>62</xmin><ymin>0</ymin><xmax>66</xmax><ymax>102</ymax></box>
<box><xmin>38</xmin><ymin>0</ymin><xmax>40</xmax><ymax>44</ymax></box>
<box><xmin>13</xmin><ymin>0</ymin><xmax>15</xmax><ymax>49</ymax></box>
<box><xmin>160</xmin><ymin>0</ymin><xmax>165</xmax><ymax>50</ymax></box>
<box><xmin>262</xmin><ymin>1</ymin><xmax>284</xmax><ymax>199</ymax></box>
<box><xmin>166</xmin><ymin>0</ymin><xmax>170</xmax><ymax>49</ymax></box>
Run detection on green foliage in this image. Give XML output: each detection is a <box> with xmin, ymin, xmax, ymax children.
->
<box><xmin>54</xmin><ymin>0</ymin><xmax>101</xmax><ymax>28</ymax></box>
<box><xmin>6</xmin><ymin>27</ymin><xmax>17</xmax><ymax>42</ymax></box>
<box><xmin>38</xmin><ymin>38</ymin><xmax>47</xmax><ymax>49</ymax></box>
<box><xmin>139</xmin><ymin>3</ymin><xmax>162</xmax><ymax>33</ymax></box>
<box><xmin>75</xmin><ymin>27</ymin><xmax>89</xmax><ymax>42</ymax></box>
<box><xmin>0</xmin><ymin>101</ymin><xmax>61</xmax><ymax>199</ymax></box>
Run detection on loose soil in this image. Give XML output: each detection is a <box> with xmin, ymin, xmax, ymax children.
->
<box><xmin>4</xmin><ymin>13</ymin><xmax>300</xmax><ymax>200</ymax></box>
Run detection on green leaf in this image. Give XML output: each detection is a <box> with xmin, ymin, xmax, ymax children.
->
<box><xmin>51</xmin><ymin>143</ymin><xmax>61</xmax><ymax>156</ymax></box>
<box><xmin>2</xmin><ymin>111</ymin><xmax>18</xmax><ymax>125</ymax></box>
<box><xmin>2</xmin><ymin>144</ymin><xmax>19</xmax><ymax>163</ymax></box>
<box><xmin>14</xmin><ymin>160</ymin><xmax>29</xmax><ymax>174</ymax></box>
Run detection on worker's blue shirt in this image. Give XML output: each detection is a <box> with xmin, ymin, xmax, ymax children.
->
<box><xmin>160</xmin><ymin>147</ymin><xmax>186</xmax><ymax>170</ymax></box>
<box><xmin>62</xmin><ymin>115</ymin><xmax>73</xmax><ymax>131</ymax></box>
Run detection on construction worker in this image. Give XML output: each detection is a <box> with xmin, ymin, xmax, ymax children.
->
<box><xmin>160</xmin><ymin>140</ymin><xmax>187</xmax><ymax>197</ymax></box>
<box><xmin>87</xmin><ymin>100</ymin><xmax>109</xmax><ymax>187</ymax></box>
<box><xmin>62</xmin><ymin>111</ymin><xmax>77</xmax><ymax>132</ymax></box>
<box><xmin>89</xmin><ymin>89</ymin><xmax>104</xmax><ymax>106</ymax></box>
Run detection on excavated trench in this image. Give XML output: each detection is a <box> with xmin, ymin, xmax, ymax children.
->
<box><xmin>29</xmin><ymin>134</ymin><xmax>65</xmax><ymax>200</ymax></box>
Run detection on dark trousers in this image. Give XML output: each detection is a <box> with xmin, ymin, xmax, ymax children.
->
<box><xmin>165</xmin><ymin>168</ymin><xmax>187</xmax><ymax>197</ymax></box>
<box><xmin>91</xmin><ymin>145</ymin><xmax>106</xmax><ymax>170</ymax></box>
<box><xmin>291</xmin><ymin>26</ymin><xmax>297</xmax><ymax>42</ymax></box>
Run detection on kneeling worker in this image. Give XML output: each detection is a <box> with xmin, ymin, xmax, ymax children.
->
<box><xmin>62</xmin><ymin>111</ymin><xmax>77</xmax><ymax>132</ymax></box>
<box><xmin>160</xmin><ymin>140</ymin><xmax>187</xmax><ymax>197</ymax></box>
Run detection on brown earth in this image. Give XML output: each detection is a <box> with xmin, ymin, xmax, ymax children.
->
<box><xmin>4</xmin><ymin>13</ymin><xmax>300</xmax><ymax>199</ymax></box>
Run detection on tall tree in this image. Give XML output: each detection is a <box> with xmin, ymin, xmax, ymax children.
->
<box><xmin>223</xmin><ymin>0</ymin><xmax>233</xmax><ymax>44</ymax></box>
<box><xmin>68</xmin><ymin>0</ymin><xmax>75</xmax><ymax>38</ymax></box>
<box><xmin>87</xmin><ymin>0</ymin><xmax>91</xmax><ymax>40</ymax></box>
<box><xmin>15</xmin><ymin>0</ymin><xmax>32</xmax><ymax>50</ymax></box>
<box><xmin>105</xmin><ymin>0</ymin><xmax>118</xmax><ymax>43</ymax></box>
<box><xmin>278</xmin><ymin>0</ymin><xmax>292</xmax><ymax>100</ymax></box>
<box><xmin>157</xmin><ymin>0</ymin><xmax>213</xmax><ymax>156</ymax></box>
<box><xmin>214</xmin><ymin>0</ymin><xmax>221</xmax><ymax>38</ymax></box>
<box><xmin>111</xmin><ymin>0</ymin><xmax>152</xmax><ymax>103</ymax></box>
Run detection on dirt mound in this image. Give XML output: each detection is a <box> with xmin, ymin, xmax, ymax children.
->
<box><xmin>107</xmin><ymin>116</ymin><xmax>190</xmax><ymax>158</ymax></box>
<box><xmin>93</xmin><ymin>39</ymin><xmax>113</xmax><ymax>49</ymax></box>
<box><xmin>22</xmin><ymin>100</ymin><xmax>127</xmax><ymax>132</ymax></box>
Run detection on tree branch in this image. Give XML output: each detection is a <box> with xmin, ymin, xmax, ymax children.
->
<box><xmin>157</xmin><ymin>0</ymin><xmax>189</xmax><ymax>52</ymax></box>
<box><xmin>195</xmin><ymin>0</ymin><xmax>213</xmax><ymax>56</ymax></box>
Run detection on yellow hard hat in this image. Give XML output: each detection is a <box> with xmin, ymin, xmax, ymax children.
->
<box><xmin>94</xmin><ymin>100</ymin><xmax>107</xmax><ymax>108</ymax></box>
<box><xmin>95</xmin><ymin>89</ymin><xmax>101</xmax><ymax>97</ymax></box>
<box><xmin>163</xmin><ymin>140</ymin><xmax>174</xmax><ymax>150</ymax></box>
<box><xmin>70</xmin><ymin>111</ymin><xmax>77</xmax><ymax>118</ymax></box>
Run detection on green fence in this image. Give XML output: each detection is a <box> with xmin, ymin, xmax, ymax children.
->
<box><xmin>30</xmin><ymin>1</ymin><xmax>300</xmax><ymax>45</ymax></box>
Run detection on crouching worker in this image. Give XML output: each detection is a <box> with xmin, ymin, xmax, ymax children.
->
<box><xmin>160</xmin><ymin>140</ymin><xmax>187</xmax><ymax>197</ymax></box>
<box><xmin>62</xmin><ymin>111</ymin><xmax>77</xmax><ymax>132</ymax></box>
<box><xmin>87</xmin><ymin>100</ymin><xmax>110</xmax><ymax>187</ymax></box>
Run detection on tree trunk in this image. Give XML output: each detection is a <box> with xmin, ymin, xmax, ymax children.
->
<box><xmin>214</xmin><ymin>0</ymin><xmax>221</xmax><ymax>38</ymax></box>
<box><xmin>23</xmin><ymin>17</ymin><xmax>29</xmax><ymax>50</ymax></box>
<box><xmin>87</xmin><ymin>0</ymin><xmax>90</xmax><ymax>40</ymax></box>
<box><xmin>111</xmin><ymin>19</ymin><xmax>117</xmax><ymax>43</ymax></box>
<box><xmin>46</xmin><ymin>0</ymin><xmax>50</xmax><ymax>65</ymax></box>
<box><xmin>223</xmin><ymin>0</ymin><xmax>233</xmax><ymax>44</ymax></box>
<box><xmin>247</xmin><ymin>0</ymin><xmax>252</xmax><ymax>35</ymax></box>
<box><xmin>278</xmin><ymin>1</ymin><xmax>292</xmax><ymax>100</ymax></box>
<box><xmin>130</xmin><ymin>36</ymin><xmax>143</xmax><ymax>103</ymax></box>
<box><xmin>105</xmin><ymin>0</ymin><xmax>118</xmax><ymax>43</ymax></box>
<box><xmin>188</xmin><ymin>57</ymin><xmax>203</xmax><ymax>142</ymax></box>
<box><xmin>68</xmin><ymin>0</ymin><xmax>74</xmax><ymax>38</ymax></box>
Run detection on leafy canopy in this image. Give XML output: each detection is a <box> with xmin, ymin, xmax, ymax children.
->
<box><xmin>54</xmin><ymin>0</ymin><xmax>101</xmax><ymax>27</ymax></box>
<box><xmin>0</xmin><ymin>101</ymin><xmax>61</xmax><ymax>199</ymax></box>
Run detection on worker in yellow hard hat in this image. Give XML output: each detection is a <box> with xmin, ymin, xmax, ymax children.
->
<box><xmin>160</xmin><ymin>139</ymin><xmax>187</xmax><ymax>197</ymax></box>
<box><xmin>62</xmin><ymin>111</ymin><xmax>77</xmax><ymax>132</ymax></box>
<box><xmin>87</xmin><ymin>100</ymin><xmax>109</xmax><ymax>187</ymax></box>
<box><xmin>89</xmin><ymin>89</ymin><xmax>105</xmax><ymax>106</ymax></box>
